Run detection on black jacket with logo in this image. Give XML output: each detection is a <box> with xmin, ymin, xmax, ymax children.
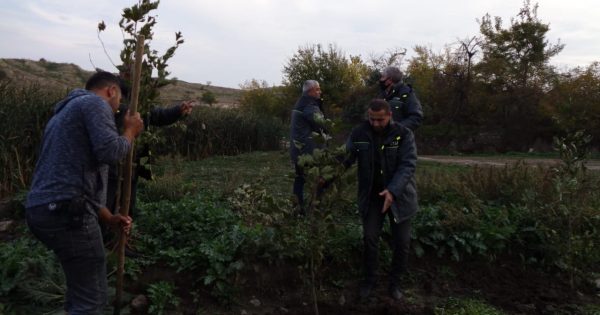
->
<box><xmin>289</xmin><ymin>94</ymin><xmax>326</xmax><ymax>164</ymax></box>
<box><xmin>378</xmin><ymin>82</ymin><xmax>423</xmax><ymax>131</ymax></box>
<box><xmin>345</xmin><ymin>121</ymin><xmax>418</xmax><ymax>222</ymax></box>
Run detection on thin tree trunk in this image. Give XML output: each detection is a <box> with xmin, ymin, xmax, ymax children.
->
<box><xmin>114</xmin><ymin>34</ymin><xmax>145</xmax><ymax>315</ymax></box>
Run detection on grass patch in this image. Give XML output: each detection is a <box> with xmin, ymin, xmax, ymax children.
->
<box><xmin>435</xmin><ymin>297</ymin><xmax>506</xmax><ymax>315</ymax></box>
<box><xmin>177</xmin><ymin>151</ymin><xmax>294</xmax><ymax>197</ymax></box>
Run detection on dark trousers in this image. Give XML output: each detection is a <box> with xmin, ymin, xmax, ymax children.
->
<box><xmin>26</xmin><ymin>204</ymin><xmax>107</xmax><ymax>315</ymax></box>
<box><xmin>293</xmin><ymin>164</ymin><xmax>306</xmax><ymax>209</ymax></box>
<box><xmin>293</xmin><ymin>164</ymin><xmax>329</xmax><ymax>214</ymax></box>
<box><xmin>362</xmin><ymin>198</ymin><xmax>411</xmax><ymax>287</ymax></box>
<box><xmin>107</xmin><ymin>173</ymin><xmax>139</xmax><ymax>219</ymax></box>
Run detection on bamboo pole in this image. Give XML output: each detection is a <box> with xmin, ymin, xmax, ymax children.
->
<box><xmin>114</xmin><ymin>34</ymin><xmax>145</xmax><ymax>315</ymax></box>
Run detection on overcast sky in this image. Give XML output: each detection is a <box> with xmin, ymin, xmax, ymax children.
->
<box><xmin>0</xmin><ymin>0</ymin><xmax>598</xmax><ymax>88</ymax></box>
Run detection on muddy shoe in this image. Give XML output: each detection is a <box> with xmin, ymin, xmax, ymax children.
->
<box><xmin>388</xmin><ymin>286</ymin><xmax>403</xmax><ymax>301</ymax></box>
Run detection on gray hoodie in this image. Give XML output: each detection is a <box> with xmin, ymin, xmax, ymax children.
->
<box><xmin>26</xmin><ymin>89</ymin><xmax>131</xmax><ymax>216</ymax></box>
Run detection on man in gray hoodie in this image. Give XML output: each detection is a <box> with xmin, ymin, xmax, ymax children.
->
<box><xmin>26</xmin><ymin>71</ymin><xmax>144</xmax><ymax>315</ymax></box>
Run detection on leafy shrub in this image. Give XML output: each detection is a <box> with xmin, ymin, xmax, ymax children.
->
<box><xmin>158</xmin><ymin>106</ymin><xmax>287</xmax><ymax>159</ymax></box>
<box><xmin>239</xmin><ymin>79</ymin><xmax>290</xmax><ymax>122</ymax></box>
<box><xmin>413</xmin><ymin>151</ymin><xmax>600</xmax><ymax>279</ymax></box>
<box><xmin>0</xmin><ymin>236</ymin><xmax>65</xmax><ymax>313</ymax></box>
<box><xmin>147</xmin><ymin>281</ymin><xmax>180</xmax><ymax>315</ymax></box>
<box><xmin>412</xmin><ymin>205</ymin><xmax>518</xmax><ymax>261</ymax></box>
<box><xmin>136</xmin><ymin>194</ymin><xmax>261</xmax><ymax>301</ymax></box>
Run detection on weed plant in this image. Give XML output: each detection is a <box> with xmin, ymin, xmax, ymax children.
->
<box><xmin>0</xmin><ymin>80</ymin><xmax>61</xmax><ymax>198</ymax></box>
<box><xmin>0</xmin><ymin>236</ymin><xmax>64</xmax><ymax>314</ymax></box>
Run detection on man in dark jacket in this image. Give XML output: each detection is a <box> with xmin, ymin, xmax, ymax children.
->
<box><xmin>107</xmin><ymin>100</ymin><xmax>193</xmax><ymax>219</ymax></box>
<box><xmin>377</xmin><ymin>66</ymin><xmax>423</xmax><ymax>131</ymax></box>
<box><xmin>289</xmin><ymin>80</ymin><xmax>326</xmax><ymax>212</ymax></box>
<box><xmin>345</xmin><ymin>99</ymin><xmax>418</xmax><ymax>301</ymax></box>
<box><xmin>25</xmin><ymin>71</ymin><xmax>144</xmax><ymax>314</ymax></box>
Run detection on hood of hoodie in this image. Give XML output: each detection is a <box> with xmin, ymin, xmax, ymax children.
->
<box><xmin>54</xmin><ymin>89</ymin><xmax>93</xmax><ymax>114</ymax></box>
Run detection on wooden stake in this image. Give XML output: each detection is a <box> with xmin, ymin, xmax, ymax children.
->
<box><xmin>114</xmin><ymin>34</ymin><xmax>145</xmax><ymax>315</ymax></box>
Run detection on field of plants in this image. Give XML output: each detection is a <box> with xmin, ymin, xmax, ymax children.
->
<box><xmin>2</xmin><ymin>146</ymin><xmax>600</xmax><ymax>314</ymax></box>
<box><xmin>2</xmin><ymin>1</ymin><xmax>600</xmax><ymax>313</ymax></box>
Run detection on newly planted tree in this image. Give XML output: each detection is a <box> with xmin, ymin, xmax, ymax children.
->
<box><xmin>295</xmin><ymin>117</ymin><xmax>354</xmax><ymax>315</ymax></box>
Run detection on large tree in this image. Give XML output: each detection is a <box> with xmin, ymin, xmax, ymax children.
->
<box><xmin>541</xmin><ymin>62</ymin><xmax>600</xmax><ymax>143</ymax></box>
<box><xmin>282</xmin><ymin>44</ymin><xmax>368</xmax><ymax>114</ymax></box>
<box><xmin>476</xmin><ymin>0</ymin><xmax>563</xmax><ymax>150</ymax></box>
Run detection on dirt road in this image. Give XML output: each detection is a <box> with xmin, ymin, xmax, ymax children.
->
<box><xmin>419</xmin><ymin>155</ymin><xmax>600</xmax><ymax>170</ymax></box>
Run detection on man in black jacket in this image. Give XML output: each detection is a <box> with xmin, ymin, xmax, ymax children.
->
<box><xmin>107</xmin><ymin>100</ymin><xmax>193</xmax><ymax>219</ymax></box>
<box><xmin>289</xmin><ymin>80</ymin><xmax>326</xmax><ymax>213</ymax></box>
<box><xmin>345</xmin><ymin>99</ymin><xmax>418</xmax><ymax>301</ymax></box>
<box><xmin>377</xmin><ymin>66</ymin><xmax>423</xmax><ymax>131</ymax></box>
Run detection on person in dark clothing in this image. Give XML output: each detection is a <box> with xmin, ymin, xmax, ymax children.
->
<box><xmin>289</xmin><ymin>80</ymin><xmax>327</xmax><ymax>213</ymax></box>
<box><xmin>344</xmin><ymin>99</ymin><xmax>418</xmax><ymax>301</ymax></box>
<box><xmin>106</xmin><ymin>100</ymin><xmax>193</xmax><ymax>219</ymax></box>
<box><xmin>25</xmin><ymin>71</ymin><xmax>144</xmax><ymax>314</ymax></box>
<box><xmin>377</xmin><ymin>66</ymin><xmax>423</xmax><ymax>131</ymax></box>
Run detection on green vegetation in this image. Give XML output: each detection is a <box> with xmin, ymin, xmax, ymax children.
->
<box><xmin>158</xmin><ymin>107</ymin><xmax>287</xmax><ymax>159</ymax></box>
<box><xmin>0</xmin><ymin>236</ymin><xmax>65</xmax><ymax>314</ymax></box>
<box><xmin>147</xmin><ymin>281</ymin><xmax>180</xmax><ymax>315</ymax></box>
<box><xmin>2</xmin><ymin>150</ymin><xmax>599</xmax><ymax>313</ymax></box>
<box><xmin>2</xmin><ymin>1</ymin><xmax>600</xmax><ymax>314</ymax></box>
<box><xmin>0</xmin><ymin>80</ymin><xmax>61</xmax><ymax>198</ymax></box>
<box><xmin>0</xmin><ymin>81</ymin><xmax>284</xmax><ymax>198</ymax></box>
<box><xmin>201</xmin><ymin>89</ymin><xmax>217</xmax><ymax>106</ymax></box>
<box><xmin>435</xmin><ymin>297</ymin><xmax>506</xmax><ymax>315</ymax></box>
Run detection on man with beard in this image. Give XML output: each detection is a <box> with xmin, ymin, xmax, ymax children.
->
<box><xmin>26</xmin><ymin>71</ymin><xmax>144</xmax><ymax>314</ymax></box>
<box><xmin>344</xmin><ymin>99</ymin><xmax>418</xmax><ymax>301</ymax></box>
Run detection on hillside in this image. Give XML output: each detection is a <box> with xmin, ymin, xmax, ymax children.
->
<box><xmin>0</xmin><ymin>58</ymin><xmax>241</xmax><ymax>107</ymax></box>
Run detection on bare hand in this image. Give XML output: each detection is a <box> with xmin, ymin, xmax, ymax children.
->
<box><xmin>379</xmin><ymin>189</ymin><xmax>394</xmax><ymax>213</ymax></box>
<box><xmin>108</xmin><ymin>214</ymin><xmax>133</xmax><ymax>234</ymax></box>
<box><xmin>123</xmin><ymin>110</ymin><xmax>144</xmax><ymax>139</ymax></box>
<box><xmin>180</xmin><ymin>101</ymin><xmax>194</xmax><ymax>115</ymax></box>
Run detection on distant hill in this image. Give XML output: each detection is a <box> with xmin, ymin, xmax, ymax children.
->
<box><xmin>0</xmin><ymin>58</ymin><xmax>241</xmax><ymax>107</ymax></box>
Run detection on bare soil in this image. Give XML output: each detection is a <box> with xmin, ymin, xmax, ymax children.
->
<box><xmin>126</xmin><ymin>253</ymin><xmax>599</xmax><ymax>315</ymax></box>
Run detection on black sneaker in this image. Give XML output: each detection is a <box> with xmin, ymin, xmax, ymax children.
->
<box><xmin>388</xmin><ymin>286</ymin><xmax>403</xmax><ymax>301</ymax></box>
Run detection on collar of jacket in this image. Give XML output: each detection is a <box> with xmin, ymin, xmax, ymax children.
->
<box><xmin>383</xmin><ymin>82</ymin><xmax>411</xmax><ymax>99</ymax></box>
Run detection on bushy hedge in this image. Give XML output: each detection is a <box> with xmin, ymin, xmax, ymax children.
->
<box><xmin>415</xmin><ymin>161</ymin><xmax>600</xmax><ymax>271</ymax></box>
<box><xmin>152</xmin><ymin>106</ymin><xmax>287</xmax><ymax>159</ymax></box>
<box><xmin>0</xmin><ymin>81</ymin><xmax>60</xmax><ymax>198</ymax></box>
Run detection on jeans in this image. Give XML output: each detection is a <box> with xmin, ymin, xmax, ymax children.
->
<box><xmin>26</xmin><ymin>203</ymin><xmax>107</xmax><ymax>315</ymax></box>
<box><xmin>362</xmin><ymin>198</ymin><xmax>411</xmax><ymax>288</ymax></box>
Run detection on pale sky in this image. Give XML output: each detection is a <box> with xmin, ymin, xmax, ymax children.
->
<box><xmin>0</xmin><ymin>0</ymin><xmax>598</xmax><ymax>88</ymax></box>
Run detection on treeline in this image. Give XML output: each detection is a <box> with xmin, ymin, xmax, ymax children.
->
<box><xmin>238</xmin><ymin>1</ymin><xmax>600</xmax><ymax>153</ymax></box>
<box><xmin>3</xmin><ymin>1</ymin><xmax>599</xmax><ymax>197</ymax></box>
